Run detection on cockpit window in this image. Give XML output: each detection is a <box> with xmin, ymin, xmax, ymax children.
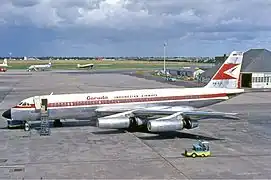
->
<box><xmin>18</xmin><ymin>102</ymin><xmax>30</xmax><ymax>106</ymax></box>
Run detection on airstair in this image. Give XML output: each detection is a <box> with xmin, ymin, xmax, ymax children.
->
<box><xmin>39</xmin><ymin>99</ymin><xmax>50</xmax><ymax>136</ymax></box>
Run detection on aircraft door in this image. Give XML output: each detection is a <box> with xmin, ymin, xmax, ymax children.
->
<box><xmin>41</xmin><ymin>98</ymin><xmax>48</xmax><ymax>111</ymax></box>
<box><xmin>33</xmin><ymin>96</ymin><xmax>41</xmax><ymax>111</ymax></box>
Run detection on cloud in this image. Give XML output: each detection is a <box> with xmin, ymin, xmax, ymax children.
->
<box><xmin>0</xmin><ymin>0</ymin><xmax>271</xmax><ymax>56</ymax></box>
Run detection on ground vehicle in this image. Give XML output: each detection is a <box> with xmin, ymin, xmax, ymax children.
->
<box><xmin>165</xmin><ymin>76</ymin><xmax>176</xmax><ymax>82</ymax></box>
<box><xmin>184</xmin><ymin>140</ymin><xmax>211</xmax><ymax>157</ymax></box>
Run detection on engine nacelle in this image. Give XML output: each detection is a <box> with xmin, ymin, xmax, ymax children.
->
<box><xmin>147</xmin><ymin>120</ymin><xmax>184</xmax><ymax>132</ymax></box>
<box><xmin>147</xmin><ymin>118</ymin><xmax>199</xmax><ymax>132</ymax></box>
<box><xmin>97</xmin><ymin>118</ymin><xmax>131</xmax><ymax>129</ymax></box>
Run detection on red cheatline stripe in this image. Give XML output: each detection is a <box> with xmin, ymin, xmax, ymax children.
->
<box><xmin>13</xmin><ymin>93</ymin><xmax>227</xmax><ymax>109</ymax></box>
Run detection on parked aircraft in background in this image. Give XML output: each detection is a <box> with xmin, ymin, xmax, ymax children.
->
<box><xmin>27</xmin><ymin>60</ymin><xmax>52</xmax><ymax>72</ymax></box>
<box><xmin>2</xmin><ymin>51</ymin><xmax>244</xmax><ymax>133</ymax></box>
<box><xmin>77</xmin><ymin>63</ymin><xmax>94</xmax><ymax>70</ymax></box>
<box><xmin>0</xmin><ymin>59</ymin><xmax>9</xmax><ymax>72</ymax></box>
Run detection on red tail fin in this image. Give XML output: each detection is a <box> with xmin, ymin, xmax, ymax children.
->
<box><xmin>205</xmin><ymin>51</ymin><xmax>243</xmax><ymax>89</ymax></box>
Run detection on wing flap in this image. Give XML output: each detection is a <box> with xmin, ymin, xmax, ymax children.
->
<box><xmin>133</xmin><ymin>109</ymin><xmax>239</xmax><ymax>120</ymax></box>
<box><xmin>181</xmin><ymin>111</ymin><xmax>239</xmax><ymax>120</ymax></box>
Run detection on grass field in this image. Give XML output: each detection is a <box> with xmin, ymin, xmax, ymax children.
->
<box><xmin>6</xmin><ymin>60</ymin><xmax>212</xmax><ymax>70</ymax></box>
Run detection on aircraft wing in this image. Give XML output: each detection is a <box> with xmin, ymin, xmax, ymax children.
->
<box><xmin>96</xmin><ymin>105</ymin><xmax>239</xmax><ymax>120</ymax></box>
<box><xmin>96</xmin><ymin>105</ymin><xmax>239</xmax><ymax>132</ymax></box>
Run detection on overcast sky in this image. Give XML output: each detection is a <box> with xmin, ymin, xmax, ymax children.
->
<box><xmin>0</xmin><ymin>0</ymin><xmax>271</xmax><ymax>57</ymax></box>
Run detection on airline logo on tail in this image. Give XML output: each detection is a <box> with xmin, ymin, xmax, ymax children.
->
<box><xmin>213</xmin><ymin>63</ymin><xmax>241</xmax><ymax>80</ymax></box>
<box><xmin>0</xmin><ymin>59</ymin><xmax>8</xmax><ymax>67</ymax></box>
<box><xmin>205</xmin><ymin>51</ymin><xmax>243</xmax><ymax>89</ymax></box>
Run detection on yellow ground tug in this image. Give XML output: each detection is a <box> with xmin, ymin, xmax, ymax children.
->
<box><xmin>184</xmin><ymin>140</ymin><xmax>211</xmax><ymax>158</ymax></box>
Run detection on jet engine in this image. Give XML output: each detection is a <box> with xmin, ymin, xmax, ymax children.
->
<box><xmin>97</xmin><ymin>118</ymin><xmax>131</xmax><ymax>129</ymax></box>
<box><xmin>147</xmin><ymin>116</ymin><xmax>199</xmax><ymax>132</ymax></box>
<box><xmin>147</xmin><ymin>120</ymin><xmax>184</xmax><ymax>132</ymax></box>
<box><xmin>97</xmin><ymin>117</ymin><xmax>145</xmax><ymax>129</ymax></box>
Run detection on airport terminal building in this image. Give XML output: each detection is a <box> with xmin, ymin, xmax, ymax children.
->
<box><xmin>202</xmin><ymin>48</ymin><xmax>271</xmax><ymax>88</ymax></box>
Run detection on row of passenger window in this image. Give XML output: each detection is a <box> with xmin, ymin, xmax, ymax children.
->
<box><xmin>50</xmin><ymin>97</ymin><xmax>167</xmax><ymax>107</ymax></box>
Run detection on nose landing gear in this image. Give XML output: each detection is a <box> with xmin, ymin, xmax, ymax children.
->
<box><xmin>22</xmin><ymin>119</ymin><xmax>63</xmax><ymax>131</ymax></box>
<box><xmin>24</xmin><ymin>121</ymin><xmax>31</xmax><ymax>131</ymax></box>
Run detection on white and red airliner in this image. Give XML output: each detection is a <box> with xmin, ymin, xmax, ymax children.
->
<box><xmin>77</xmin><ymin>63</ymin><xmax>94</xmax><ymax>70</ymax></box>
<box><xmin>0</xmin><ymin>59</ymin><xmax>9</xmax><ymax>72</ymax></box>
<box><xmin>2</xmin><ymin>51</ymin><xmax>244</xmax><ymax>132</ymax></box>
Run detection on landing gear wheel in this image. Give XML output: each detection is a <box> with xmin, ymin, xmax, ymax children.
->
<box><xmin>127</xmin><ymin>117</ymin><xmax>137</xmax><ymax>132</ymax></box>
<box><xmin>24</xmin><ymin>121</ymin><xmax>30</xmax><ymax>131</ymax></box>
<box><xmin>53</xmin><ymin>119</ymin><xmax>63</xmax><ymax>127</ymax></box>
<box><xmin>192</xmin><ymin>153</ymin><xmax>196</xmax><ymax>158</ymax></box>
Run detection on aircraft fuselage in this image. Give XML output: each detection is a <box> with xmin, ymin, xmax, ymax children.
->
<box><xmin>2</xmin><ymin>87</ymin><xmax>243</xmax><ymax>126</ymax></box>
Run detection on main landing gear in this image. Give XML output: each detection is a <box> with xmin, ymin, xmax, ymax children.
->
<box><xmin>127</xmin><ymin>117</ymin><xmax>147</xmax><ymax>132</ymax></box>
<box><xmin>127</xmin><ymin>117</ymin><xmax>137</xmax><ymax>132</ymax></box>
<box><xmin>53</xmin><ymin>119</ymin><xmax>63</xmax><ymax>127</ymax></box>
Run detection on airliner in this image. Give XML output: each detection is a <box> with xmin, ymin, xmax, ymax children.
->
<box><xmin>0</xmin><ymin>59</ymin><xmax>9</xmax><ymax>72</ymax></box>
<box><xmin>77</xmin><ymin>63</ymin><xmax>94</xmax><ymax>70</ymax></box>
<box><xmin>2</xmin><ymin>51</ymin><xmax>244</xmax><ymax>132</ymax></box>
<box><xmin>27</xmin><ymin>60</ymin><xmax>52</xmax><ymax>72</ymax></box>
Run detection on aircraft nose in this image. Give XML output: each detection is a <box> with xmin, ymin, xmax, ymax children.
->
<box><xmin>2</xmin><ymin>109</ymin><xmax>11</xmax><ymax>119</ymax></box>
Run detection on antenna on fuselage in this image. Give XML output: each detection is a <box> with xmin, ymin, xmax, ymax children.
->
<box><xmin>50</xmin><ymin>92</ymin><xmax>53</xmax><ymax>95</ymax></box>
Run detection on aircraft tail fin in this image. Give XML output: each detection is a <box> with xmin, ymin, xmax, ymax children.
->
<box><xmin>3</xmin><ymin>59</ymin><xmax>7</xmax><ymax>65</ymax></box>
<box><xmin>204</xmin><ymin>51</ymin><xmax>244</xmax><ymax>89</ymax></box>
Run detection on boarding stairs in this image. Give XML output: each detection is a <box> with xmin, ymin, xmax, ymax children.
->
<box><xmin>39</xmin><ymin>105</ymin><xmax>50</xmax><ymax>136</ymax></box>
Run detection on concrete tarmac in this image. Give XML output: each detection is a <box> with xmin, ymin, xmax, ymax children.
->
<box><xmin>0</xmin><ymin>70</ymin><xmax>271</xmax><ymax>179</ymax></box>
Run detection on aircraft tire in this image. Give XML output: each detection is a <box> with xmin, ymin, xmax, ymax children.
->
<box><xmin>192</xmin><ymin>153</ymin><xmax>196</xmax><ymax>158</ymax></box>
<box><xmin>127</xmin><ymin>117</ymin><xmax>137</xmax><ymax>132</ymax></box>
<box><xmin>24</xmin><ymin>121</ymin><xmax>30</xmax><ymax>131</ymax></box>
<box><xmin>53</xmin><ymin>119</ymin><xmax>63</xmax><ymax>127</ymax></box>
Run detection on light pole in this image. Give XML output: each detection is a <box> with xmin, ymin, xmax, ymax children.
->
<box><xmin>163</xmin><ymin>42</ymin><xmax>167</xmax><ymax>74</ymax></box>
